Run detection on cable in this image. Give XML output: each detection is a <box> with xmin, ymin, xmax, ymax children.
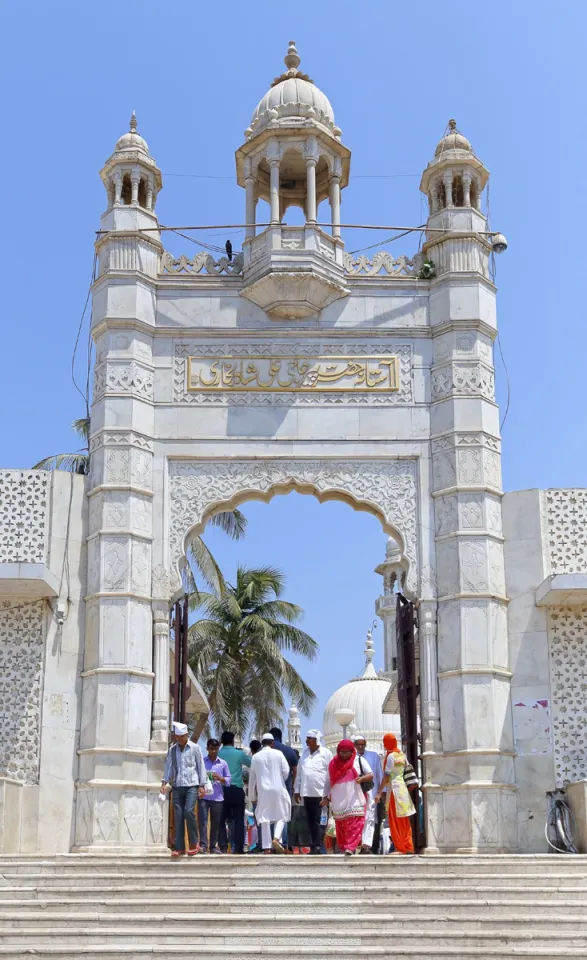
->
<box><xmin>496</xmin><ymin>329</ymin><xmax>511</xmax><ymax>433</ymax></box>
<box><xmin>164</xmin><ymin>172</ymin><xmax>420</xmax><ymax>181</ymax></box>
<box><xmin>71</xmin><ymin>253</ymin><xmax>98</xmax><ymax>407</ymax></box>
<box><xmin>165</xmin><ymin>226</ymin><xmax>231</xmax><ymax>256</ymax></box>
<box><xmin>348</xmin><ymin>226</ymin><xmax>424</xmax><ymax>256</ymax></box>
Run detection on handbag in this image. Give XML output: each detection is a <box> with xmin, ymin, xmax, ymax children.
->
<box><xmin>358</xmin><ymin>757</ymin><xmax>374</xmax><ymax>795</ymax></box>
<box><xmin>403</xmin><ymin>761</ymin><xmax>420</xmax><ymax>790</ymax></box>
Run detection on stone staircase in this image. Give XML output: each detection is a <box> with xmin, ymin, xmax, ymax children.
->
<box><xmin>0</xmin><ymin>854</ymin><xmax>586</xmax><ymax>958</ymax></box>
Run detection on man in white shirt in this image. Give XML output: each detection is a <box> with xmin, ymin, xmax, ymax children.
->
<box><xmin>294</xmin><ymin>729</ymin><xmax>332</xmax><ymax>855</ymax></box>
<box><xmin>248</xmin><ymin>732</ymin><xmax>291</xmax><ymax>854</ymax></box>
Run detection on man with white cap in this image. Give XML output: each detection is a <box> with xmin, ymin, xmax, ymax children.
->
<box><xmin>162</xmin><ymin>722</ymin><xmax>207</xmax><ymax>857</ymax></box>
<box><xmin>353</xmin><ymin>733</ymin><xmax>382</xmax><ymax>853</ymax></box>
<box><xmin>248</xmin><ymin>733</ymin><xmax>291</xmax><ymax>854</ymax></box>
<box><xmin>294</xmin><ymin>730</ymin><xmax>332</xmax><ymax>855</ymax></box>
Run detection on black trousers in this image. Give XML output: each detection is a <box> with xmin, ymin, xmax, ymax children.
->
<box><xmin>371</xmin><ymin>799</ymin><xmax>386</xmax><ymax>854</ymax></box>
<box><xmin>198</xmin><ymin>799</ymin><xmax>223</xmax><ymax>852</ymax></box>
<box><xmin>303</xmin><ymin>796</ymin><xmax>322</xmax><ymax>851</ymax></box>
<box><xmin>219</xmin><ymin>785</ymin><xmax>245</xmax><ymax>853</ymax></box>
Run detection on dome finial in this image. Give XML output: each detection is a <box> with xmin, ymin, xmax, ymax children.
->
<box><xmin>448</xmin><ymin>118</ymin><xmax>457</xmax><ymax>132</ymax></box>
<box><xmin>129</xmin><ymin>110</ymin><xmax>137</xmax><ymax>133</ymax></box>
<box><xmin>284</xmin><ymin>40</ymin><xmax>301</xmax><ymax>71</ymax></box>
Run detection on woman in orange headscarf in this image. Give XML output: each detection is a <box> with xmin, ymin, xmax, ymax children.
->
<box><xmin>375</xmin><ymin>733</ymin><xmax>415</xmax><ymax>855</ymax></box>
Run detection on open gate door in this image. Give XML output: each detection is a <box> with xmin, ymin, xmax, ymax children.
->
<box><xmin>396</xmin><ymin>593</ymin><xmax>426</xmax><ymax>852</ymax></box>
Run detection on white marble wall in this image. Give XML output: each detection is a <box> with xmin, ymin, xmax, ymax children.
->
<box><xmin>502</xmin><ymin>489</ymin><xmax>553</xmax><ymax>852</ymax></box>
<box><xmin>0</xmin><ymin>471</ymin><xmax>86</xmax><ymax>854</ymax></box>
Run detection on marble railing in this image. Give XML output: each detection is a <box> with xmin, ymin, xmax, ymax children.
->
<box><xmin>160</xmin><ymin>251</ymin><xmax>244</xmax><ymax>276</ymax></box>
<box><xmin>343</xmin><ymin>251</ymin><xmax>421</xmax><ymax>277</ymax></box>
<box><xmin>159</xmin><ymin>246</ymin><xmax>421</xmax><ymax>279</ymax></box>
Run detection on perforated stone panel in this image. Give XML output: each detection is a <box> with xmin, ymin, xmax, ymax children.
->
<box><xmin>546</xmin><ymin>489</ymin><xmax>587</xmax><ymax>573</ymax></box>
<box><xmin>0</xmin><ymin>471</ymin><xmax>49</xmax><ymax>563</ymax></box>
<box><xmin>548</xmin><ymin>606</ymin><xmax>587</xmax><ymax>785</ymax></box>
<box><xmin>0</xmin><ymin>600</ymin><xmax>45</xmax><ymax>783</ymax></box>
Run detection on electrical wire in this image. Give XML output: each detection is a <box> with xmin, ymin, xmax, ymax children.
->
<box><xmin>348</xmin><ymin>225</ymin><xmax>424</xmax><ymax>256</ymax></box>
<box><xmin>71</xmin><ymin>253</ymin><xmax>98</xmax><ymax>407</ymax></box>
<box><xmin>164</xmin><ymin>172</ymin><xmax>420</xmax><ymax>181</ymax></box>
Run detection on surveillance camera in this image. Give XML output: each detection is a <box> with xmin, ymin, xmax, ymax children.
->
<box><xmin>491</xmin><ymin>232</ymin><xmax>508</xmax><ymax>254</ymax></box>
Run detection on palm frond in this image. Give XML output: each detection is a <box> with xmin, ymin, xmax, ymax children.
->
<box><xmin>32</xmin><ymin>453</ymin><xmax>89</xmax><ymax>475</ymax></box>
<box><xmin>268</xmin><ymin>623</ymin><xmax>319</xmax><ymax>659</ymax></box>
<box><xmin>186</xmin><ymin>536</ymin><xmax>226</xmax><ymax>594</ymax></box>
<box><xmin>72</xmin><ymin>417</ymin><xmax>90</xmax><ymax>446</ymax></box>
<box><xmin>208</xmin><ymin>509</ymin><xmax>248</xmax><ymax>540</ymax></box>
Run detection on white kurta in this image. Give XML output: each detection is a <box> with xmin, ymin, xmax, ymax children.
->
<box><xmin>249</xmin><ymin>746</ymin><xmax>292</xmax><ymax>824</ymax></box>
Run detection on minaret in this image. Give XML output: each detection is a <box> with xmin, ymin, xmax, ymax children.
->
<box><xmin>287</xmin><ymin>706</ymin><xmax>302</xmax><ymax>750</ymax></box>
<box><xmin>95</xmin><ymin>112</ymin><xmax>163</xmax><ymax>277</ymax></box>
<box><xmin>75</xmin><ymin>116</ymin><xmax>164</xmax><ymax>850</ymax></box>
<box><xmin>421</xmin><ymin>122</ymin><xmax>516</xmax><ymax>851</ymax></box>
<box><xmin>375</xmin><ymin>537</ymin><xmax>407</xmax><ymax>674</ymax></box>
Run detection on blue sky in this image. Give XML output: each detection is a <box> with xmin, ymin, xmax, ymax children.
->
<box><xmin>2</xmin><ymin>1</ymin><xmax>585</xmax><ymax>733</ymax></box>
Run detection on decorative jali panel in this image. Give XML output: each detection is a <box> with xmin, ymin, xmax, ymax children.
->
<box><xmin>546</xmin><ymin>489</ymin><xmax>587</xmax><ymax>573</ymax></box>
<box><xmin>0</xmin><ymin>600</ymin><xmax>46</xmax><ymax>783</ymax></box>
<box><xmin>548</xmin><ymin>606</ymin><xmax>587</xmax><ymax>785</ymax></box>
<box><xmin>169</xmin><ymin>458</ymin><xmax>418</xmax><ymax>593</ymax></box>
<box><xmin>0</xmin><ymin>471</ymin><xmax>49</xmax><ymax>563</ymax></box>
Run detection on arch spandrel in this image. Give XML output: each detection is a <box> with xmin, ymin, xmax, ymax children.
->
<box><xmin>168</xmin><ymin>458</ymin><xmax>419</xmax><ymax>595</ymax></box>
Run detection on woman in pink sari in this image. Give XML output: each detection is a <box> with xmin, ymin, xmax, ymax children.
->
<box><xmin>324</xmin><ymin>739</ymin><xmax>373</xmax><ymax>857</ymax></box>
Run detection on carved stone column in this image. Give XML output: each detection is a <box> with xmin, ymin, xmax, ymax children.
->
<box><xmin>269</xmin><ymin>159</ymin><xmax>280</xmax><ymax>224</ymax></box>
<box><xmin>418</xmin><ymin>599</ymin><xmax>442</xmax><ymax>754</ymax></box>
<box><xmin>151</xmin><ymin>600</ymin><xmax>170</xmax><ymax>747</ymax></box>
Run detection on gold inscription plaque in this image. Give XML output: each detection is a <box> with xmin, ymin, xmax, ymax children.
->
<box><xmin>187</xmin><ymin>356</ymin><xmax>399</xmax><ymax>392</ymax></box>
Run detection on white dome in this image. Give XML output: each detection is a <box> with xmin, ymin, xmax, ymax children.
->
<box><xmin>322</xmin><ymin>632</ymin><xmax>401</xmax><ymax>754</ymax></box>
<box><xmin>114</xmin><ymin>113</ymin><xmax>151</xmax><ymax>156</ymax></box>
<box><xmin>247</xmin><ymin>42</ymin><xmax>340</xmax><ymax>140</ymax></box>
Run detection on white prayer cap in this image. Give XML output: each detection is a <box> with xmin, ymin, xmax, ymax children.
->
<box><xmin>353</xmin><ymin>733</ymin><xmax>366</xmax><ymax>742</ymax></box>
<box><xmin>305</xmin><ymin>729</ymin><xmax>322</xmax><ymax>740</ymax></box>
<box><xmin>261</xmin><ymin>732</ymin><xmax>274</xmax><ymax>742</ymax></box>
<box><xmin>173</xmin><ymin>721</ymin><xmax>188</xmax><ymax>736</ymax></box>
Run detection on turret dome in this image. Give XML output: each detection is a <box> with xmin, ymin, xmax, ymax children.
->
<box><xmin>434</xmin><ymin>119</ymin><xmax>473</xmax><ymax>157</ymax></box>
<box><xmin>114</xmin><ymin>113</ymin><xmax>151</xmax><ymax>156</ymax></box>
<box><xmin>322</xmin><ymin>630</ymin><xmax>401</xmax><ymax>754</ymax></box>
<box><xmin>246</xmin><ymin>42</ymin><xmax>341</xmax><ymax>140</ymax></box>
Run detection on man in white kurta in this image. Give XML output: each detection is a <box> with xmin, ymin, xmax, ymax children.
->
<box><xmin>249</xmin><ymin>733</ymin><xmax>291</xmax><ymax>853</ymax></box>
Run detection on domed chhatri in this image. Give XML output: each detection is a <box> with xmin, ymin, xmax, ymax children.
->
<box><xmin>322</xmin><ymin>630</ymin><xmax>401</xmax><ymax>754</ymax></box>
<box><xmin>246</xmin><ymin>41</ymin><xmax>341</xmax><ymax>141</ymax></box>
<box><xmin>236</xmin><ymin>41</ymin><xmax>351</xmax><ymax>319</ymax></box>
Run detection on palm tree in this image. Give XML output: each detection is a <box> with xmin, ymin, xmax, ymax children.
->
<box><xmin>188</xmin><ymin>565</ymin><xmax>318</xmax><ymax>738</ymax></box>
<box><xmin>33</xmin><ymin>417</ymin><xmax>247</xmax><ymax>593</ymax></box>
<box><xmin>32</xmin><ymin>417</ymin><xmax>90</xmax><ymax>474</ymax></box>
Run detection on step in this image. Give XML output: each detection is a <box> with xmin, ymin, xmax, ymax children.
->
<box><xmin>1</xmin><ymin>896</ymin><xmax>586</xmax><ymax>917</ymax></box>
<box><xmin>2</xmin><ymin>855</ymin><xmax>587</xmax><ymax>876</ymax></box>
<box><xmin>0</xmin><ymin>927</ymin><xmax>586</xmax><ymax>949</ymax></box>
<box><xmin>1</xmin><ymin>912</ymin><xmax>587</xmax><ymax>935</ymax></box>
<box><xmin>2</xmin><ymin>883</ymin><xmax>587</xmax><ymax>902</ymax></box>
<box><xmin>0</xmin><ymin>947</ymin><xmax>587</xmax><ymax>959</ymax></box>
<box><xmin>3</xmin><ymin>871</ymin><xmax>587</xmax><ymax>889</ymax></box>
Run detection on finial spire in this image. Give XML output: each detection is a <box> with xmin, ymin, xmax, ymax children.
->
<box><xmin>130</xmin><ymin>111</ymin><xmax>137</xmax><ymax>133</ymax></box>
<box><xmin>284</xmin><ymin>40</ymin><xmax>301</xmax><ymax>71</ymax></box>
<box><xmin>448</xmin><ymin>118</ymin><xmax>457</xmax><ymax>131</ymax></box>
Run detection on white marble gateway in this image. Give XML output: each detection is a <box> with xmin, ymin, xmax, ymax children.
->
<box><xmin>1</xmin><ymin>42</ymin><xmax>586</xmax><ymax>855</ymax></box>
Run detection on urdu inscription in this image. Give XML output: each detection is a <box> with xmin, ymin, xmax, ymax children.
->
<box><xmin>187</xmin><ymin>355</ymin><xmax>399</xmax><ymax>393</ymax></box>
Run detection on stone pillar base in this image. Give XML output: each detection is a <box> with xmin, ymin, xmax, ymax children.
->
<box><xmin>74</xmin><ymin>780</ymin><xmax>168</xmax><ymax>850</ymax></box>
<box><xmin>423</xmin><ymin>782</ymin><xmax>518</xmax><ymax>852</ymax></box>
